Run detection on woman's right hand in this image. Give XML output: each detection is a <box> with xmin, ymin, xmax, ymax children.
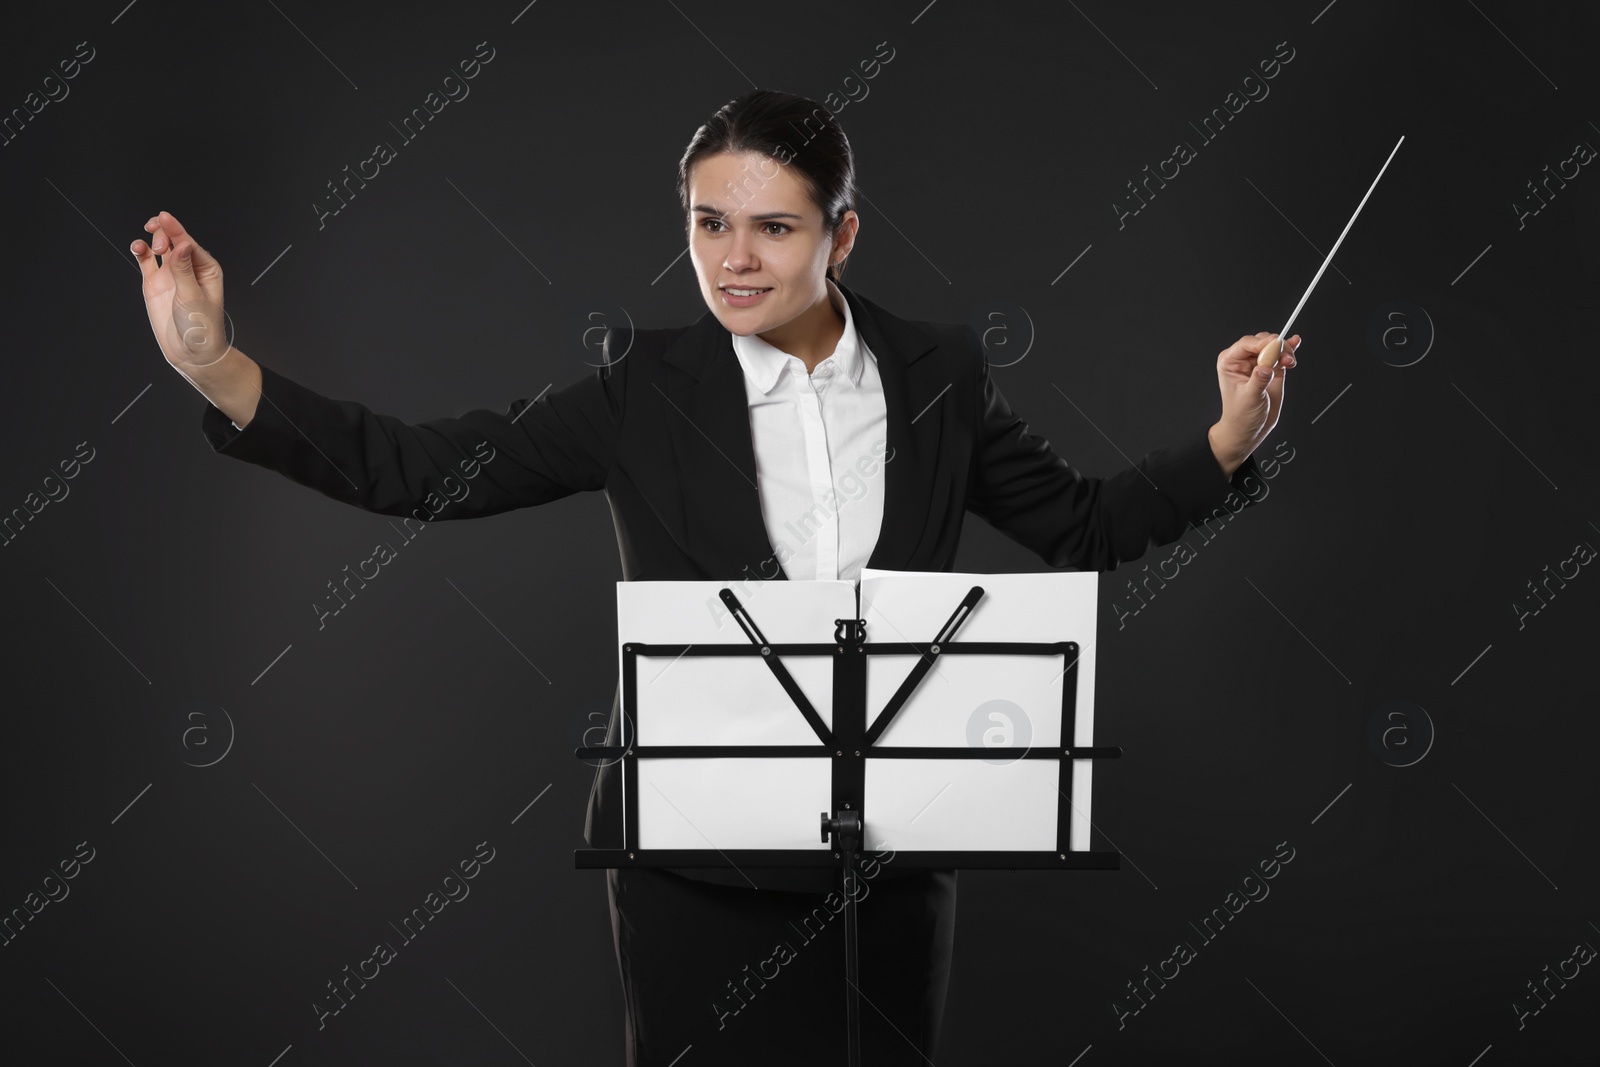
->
<box><xmin>132</xmin><ymin>211</ymin><xmax>230</xmax><ymax>371</ymax></box>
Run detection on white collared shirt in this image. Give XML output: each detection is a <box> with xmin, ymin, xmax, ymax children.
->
<box><xmin>730</xmin><ymin>279</ymin><xmax>888</xmax><ymax>582</ymax></box>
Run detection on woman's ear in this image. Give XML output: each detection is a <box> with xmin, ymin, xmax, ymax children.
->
<box><xmin>836</xmin><ymin>210</ymin><xmax>860</xmax><ymax>259</ymax></box>
<box><xmin>830</xmin><ymin>211</ymin><xmax>859</xmax><ymax>279</ymax></box>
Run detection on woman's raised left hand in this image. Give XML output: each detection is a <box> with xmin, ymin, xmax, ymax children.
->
<box><xmin>1208</xmin><ymin>331</ymin><xmax>1300</xmax><ymax>476</ymax></box>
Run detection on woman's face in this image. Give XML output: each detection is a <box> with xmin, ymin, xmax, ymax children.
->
<box><xmin>687</xmin><ymin>150</ymin><xmax>856</xmax><ymax>336</ymax></box>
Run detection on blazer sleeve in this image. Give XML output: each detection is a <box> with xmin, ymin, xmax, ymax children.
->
<box><xmin>199</xmin><ymin>339</ymin><xmax>626</xmax><ymax>520</ymax></box>
<box><xmin>964</xmin><ymin>333</ymin><xmax>1263</xmax><ymax>572</ymax></box>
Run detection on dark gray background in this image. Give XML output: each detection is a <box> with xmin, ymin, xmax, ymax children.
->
<box><xmin>3</xmin><ymin>1</ymin><xmax>1596</xmax><ymax>1064</ymax></box>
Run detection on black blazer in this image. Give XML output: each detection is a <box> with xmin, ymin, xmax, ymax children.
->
<box><xmin>202</xmin><ymin>282</ymin><xmax>1262</xmax><ymax>890</ymax></box>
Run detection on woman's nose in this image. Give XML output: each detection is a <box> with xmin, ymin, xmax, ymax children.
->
<box><xmin>724</xmin><ymin>233</ymin><xmax>757</xmax><ymax>270</ymax></box>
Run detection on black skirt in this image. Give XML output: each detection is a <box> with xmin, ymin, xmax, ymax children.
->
<box><xmin>606</xmin><ymin>865</ymin><xmax>958</xmax><ymax>1066</ymax></box>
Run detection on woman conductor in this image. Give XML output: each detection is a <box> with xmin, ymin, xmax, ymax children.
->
<box><xmin>133</xmin><ymin>89</ymin><xmax>1297</xmax><ymax>1066</ymax></box>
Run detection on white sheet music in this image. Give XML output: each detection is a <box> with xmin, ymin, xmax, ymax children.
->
<box><xmin>616</xmin><ymin>579</ymin><xmax>851</xmax><ymax>852</ymax></box>
<box><xmin>614</xmin><ymin>568</ymin><xmax>1099</xmax><ymax>854</ymax></box>
<box><xmin>858</xmin><ymin>568</ymin><xmax>1099</xmax><ymax>853</ymax></box>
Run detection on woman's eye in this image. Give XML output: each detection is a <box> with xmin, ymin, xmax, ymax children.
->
<box><xmin>697</xmin><ymin>219</ymin><xmax>789</xmax><ymax>235</ymax></box>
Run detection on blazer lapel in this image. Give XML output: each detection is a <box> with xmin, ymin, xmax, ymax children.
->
<box><xmin>843</xmin><ymin>286</ymin><xmax>946</xmax><ymax>573</ymax></box>
<box><xmin>660</xmin><ymin>315</ymin><xmax>773</xmax><ymax>582</ymax></box>
<box><xmin>659</xmin><ymin>284</ymin><xmax>945</xmax><ymax>582</ymax></box>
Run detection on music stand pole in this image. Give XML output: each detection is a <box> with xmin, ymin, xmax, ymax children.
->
<box><xmin>821</xmin><ymin>808</ymin><xmax>865</xmax><ymax>1065</ymax></box>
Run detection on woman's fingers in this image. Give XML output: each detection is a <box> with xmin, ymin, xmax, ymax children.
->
<box><xmin>135</xmin><ymin>210</ymin><xmax>222</xmax><ymax>297</ymax></box>
<box><xmin>161</xmin><ymin>210</ymin><xmax>223</xmax><ymax>298</ymax></box>
<box><xmin>1222</xmin><ymin>332</ymin><xmax>1301</xmax><ymax>379</ymax></box>
<box><xmin>145</xmin><ymin>212</ymin><xmax>185</xmax><ymax>260</ymax></box>
<box><xmin>159</xmin><ymin>209</ymin><xmax>189</xmax><ymax>239</ymax></box>
<box><xmin>165</xmin><ymin>237</ymin><xmax>206</xmax><ymax>304</ymax></box>
<box><xmin>132</xmin><ymin>238</ymin><xmax>160</xmax><ymax>283</ymax></box>
<box><xmin>159</xmin><ymin>210</ymin><xmax>215</xmax><ymax>266</ymax></box>
<box><xmin>1224</xmin><ymin>333</ymin><xmax>1277</xmax><ymax>369</ymax></box>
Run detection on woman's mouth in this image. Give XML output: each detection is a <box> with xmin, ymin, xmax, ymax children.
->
<box><xmin>720</xmin><ymin>286</ymin><xmax>772</xmax><ymax>308</ymax></box>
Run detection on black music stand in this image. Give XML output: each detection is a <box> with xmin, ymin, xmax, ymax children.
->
<box><xmin>575</xmin><ymin>579</ymin><xmax>1121</xmax><ymax>1066</ymax></box>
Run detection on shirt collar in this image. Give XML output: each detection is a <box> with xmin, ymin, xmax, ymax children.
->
<box><xmin>731</xmin><ymin>278</ymin><xmax>863</xmax><ymax>395</ymax></box>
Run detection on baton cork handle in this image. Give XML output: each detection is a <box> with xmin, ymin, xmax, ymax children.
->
<box><xmin>1256</xmin><ymin>336</ymin><xmax>1283</xmax><ymax>369</ymax></box>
